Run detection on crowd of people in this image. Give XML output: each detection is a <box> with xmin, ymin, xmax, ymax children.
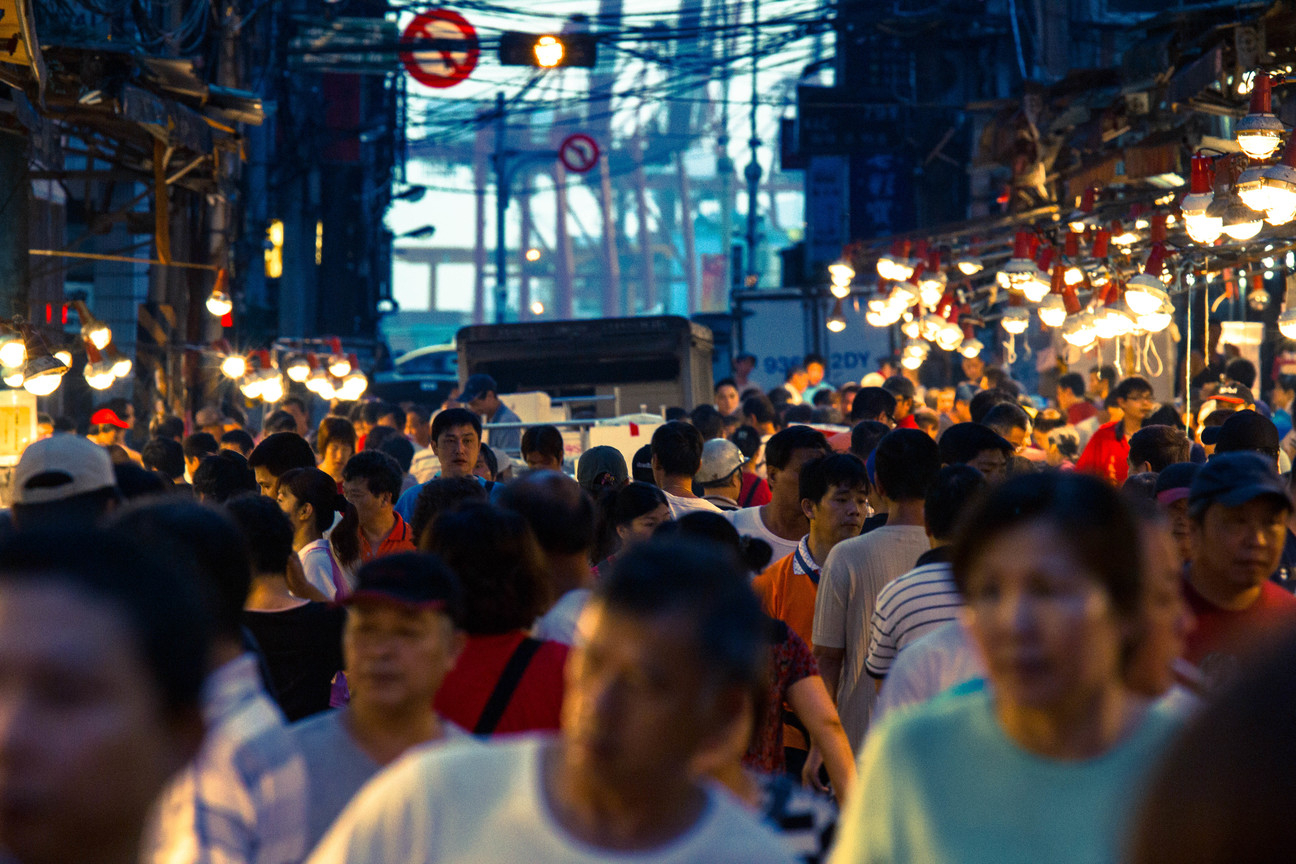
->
<box><xmin>2</xmin><ymin>347</ymin><xmax>1295</xmax><ymax>864</ymax></box>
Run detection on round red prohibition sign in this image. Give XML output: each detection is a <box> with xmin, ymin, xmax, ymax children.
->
<box><xmin>400</xmin><ymin>9</ymin><xmax>480</xmax><ymax>89</ymax></box>
<box><xmin>559</xmin><ymin>133</ymin><xmax>600</xmax><ymax>174</ymax></box>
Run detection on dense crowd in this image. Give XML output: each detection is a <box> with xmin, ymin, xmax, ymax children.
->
<box><xmin>3</xmin><ymin>351</ymin><xmax>1295</xmax><ymax>864</ymax></box>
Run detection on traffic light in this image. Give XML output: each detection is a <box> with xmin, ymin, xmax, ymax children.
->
<box><xmin>498</xmin><ymin>32</ymin><xmax>597</xmax><ymax>68</ymax></box>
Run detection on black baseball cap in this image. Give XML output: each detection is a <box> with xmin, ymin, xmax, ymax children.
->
<box><xmin>1214</xmin><ymin>410</ymin><xmax>1280</xmax><ymax>458</ymax></box>
<box><xmin>344</xmin><ymin>552</ymin><xmax>464</xmax><ymax>625</ymax></box>
<box><xmin>1188</xmin><ymin>451</ymin><xmax>1291</xmax><ymax>518</ymax></box>
<box><xmin>459</xmin><ymin>374</ymin><xmax>498</xmax><ymax>403</ymax></box>
<box><xmin>1214</xmin><ymin>380</ymin><xmax>1254</xmax><ymax>406</ymax></box>
<box><xmin>631</xmin><ymin>443</ymin><xmax>654</xmax><ymax>484</ymax></box>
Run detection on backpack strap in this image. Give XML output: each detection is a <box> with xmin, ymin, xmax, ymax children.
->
<box><xmin>474</xmin><ymin>637</ymin><xmax>543</xmax><ymax>735</ymax></box>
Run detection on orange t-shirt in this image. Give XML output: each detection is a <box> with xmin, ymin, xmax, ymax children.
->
<box><xmin>752</xmin><ymin>550</ymin><xmax>819</xmax><ymax>649</ymax></box>
<box><xmin>358</xmin><ymin>512</ymin><xmax>416</xmax><ymax>563</ymax></box>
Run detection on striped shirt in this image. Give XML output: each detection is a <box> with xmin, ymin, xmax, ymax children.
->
<box><xmin>145</xmin><ymin>654</ymin><xmax>308</xmax><ymax>864</ymax></box>
<box><xmin>865</xmin><ymin>552</ymin><xmax>962</xmax><ymax>679</ymax></box>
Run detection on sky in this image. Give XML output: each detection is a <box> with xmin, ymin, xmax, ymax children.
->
<box><xmin>383</xmin><ymin>0</ymin><xmax>834</xmax><ymax>316</ymax></box>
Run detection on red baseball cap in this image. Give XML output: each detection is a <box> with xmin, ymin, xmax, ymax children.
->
<box><xmin>89</xmin><ymin>408</ymin><xmax>129</xmax><ymax>429</ymax></box>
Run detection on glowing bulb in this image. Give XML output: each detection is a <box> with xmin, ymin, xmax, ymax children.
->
<box><xmin>918</xmin><ymin>271</ymin><xmax>946</xmax><ymax>307</ymax></box>
<box><xmin>328</xmin><ymin>354</ymin><xmax>351</xmax><ymax>378</ymax></box>
<box><xmin>935</xmin><ymin>321</ymin><xmax>963</xmax><ymax>351</ymax></box>
<box><xmin>22</xmin><ymin>372</ymin><xmax>62</xmax><ymax>397</ymax></box>
<box><xmin>206</xmin><ymin>290</ymin><xmax>232</xmax><ymax>317</ymax></box>
<box><xmin>1280</xmin><ymin>308</ymin><xmax>1296</xmax><ymax>340</ymax></box>
<box><xmin>1184</xmin><ymin>211</ymin><xmax>1223</xmax><ymax>244</ymax></box>
<box><xmin>1021</xmin><ymin>273</ymin><xmax>1051</xmax><ymax>304</ymax></box>
<box><xmin>1062</xmin><ymin>312</ymin><xmax>1097</xmax><ymax>348</ymax></box>
<box><xmin>829</xmin><ymin>281</ymin><xmax>851</xmax><ymax>300</ymax></box>
<box><xmin>0</xmin><ymin>334</ymin><xmax>26</xmax><ymax>369</ymax></box>
<box><xmin>525</xmin><ymin>248</ymin><xmax>542</xmax><ymax>262</ymax></box>
<box><xmin>110</xmin><ymin>355</ymin><xmax>132</xmax><ymax>379</ymax></box>
<box><xmin>956</xmin><ymin>255</ymin><xmax>983</xmax><ymax>275</ymax></box>
<box><xmin>959</xmin><ymin>337</ymin><xmax>984</xmax><ymax>359</ymax></box>
<box><xmin>259</xmin><ymin>374</ymin><xmax>285</xmax><ymax>403</ymax></box>
<box><xmin>1124</xmin><ymin>276</ymin><xmax>1170</xmax><ymax>315</ymax></box>
<box><xmin>1001</xmin><ymin>307</ymin><xmax>1030</xmax><ymax>334</ymax></box>
<box><xmin>285</xmin><ymin>356</ymin><xmax>310</xmax><ymax>383</ymax></box>
<box><xmin>84</xmin><ymin>360</ymin><xmax>116</xmax><ymax>390</ymax></box>
<box><xmin>220</xmin><ymin>355</ymin><xmax>247</xmax><ymax>379</ymax></box>
<box><xmin>1038</xmin><ymin>294</ymin><xmax>1067</xmax><ymax>327</ymax></box>
<box><xmin>533</xmin><ymin>35</ymin><xmax>565</xmax><ymax>68</ymax></box>
<box><xmin>530</xmin><ymin>300</ymin><xmax>545</xmax><ymax>315</ymax></box>
<box><xmin>1063</xmin><ymin>266</ymin><xmax>1083</xmax><ymax>286</ymax></box>
<box><xmin>1138</xmin><ymin>307</ymin><xmax>1172</xmax><ymax>333</ymax></box>
<box><xmin>828</xmin><ymin>261</ymin><xmax>855</xmax><ymax>286</ymax></box>
<box><xmin>240</xmin><ymin>376</ymin><xmax>264</xmax><ymax>399</ymax></box>
<box><xmin>53</xmin><ymin>349</ymin><xmax>72</xmax><ymax>368</ymax></box>
<box><xmin>339</xmin><ymin>371</ymin><xmax>368</xmax><ymax>400</ymax></box>
<box><xmin>2</xmin><ymin>367</ymin><xmax>22</xmax><ymax>388</ymax></box>
<box><xmin>901</xmin><ymin>353</ymin><xmax>923</xmax><ymax>370</ymax></box>
<box><xmin>82</xmin><ymin>322</ymin><xmax>111</xmax><ymax>351</ymax></box>
<box><xmin>826</xmin><ymin>315</ymin><xmax>847</xmax><ymax>333</ymax></box>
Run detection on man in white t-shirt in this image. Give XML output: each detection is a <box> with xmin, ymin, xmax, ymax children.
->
<box><xmin>813</xmin><ymin>428</ymin><xmax>940</xmax><ymax>751</ymax></box>
<box><xmin>291</xmin><ymin>553</ymin><xmax>471</xmax><ymax>848</ymax></box>
<box><xmin>651</xmin><ymin>421</ymin><xmax>722</xmax><ymax>518</ymax></box>
<box><xmin>307</xmin><ymin>539</ymin><xmax>797</xmax><ymax>864</ymax></box>
<box><xmin>728</xmin><ymin>426</ymin><xmax>832</xmax><ymax>563</ymax></box>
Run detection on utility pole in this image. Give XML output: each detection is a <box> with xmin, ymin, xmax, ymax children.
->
<box><xmin>744</xmin><ymin>0</ymin><xmax>761</xmax><ymax>290</ymax></box>
<box><xmin>493</xmin><ymin>92</ymin><xmax>508</xmax><ymax>324</ymax></box>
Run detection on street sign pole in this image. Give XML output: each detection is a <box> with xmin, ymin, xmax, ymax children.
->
<box><xmin>494</xmin><ymin>92</ymin><xmax>508</xmax><ymax>325</ymax></box>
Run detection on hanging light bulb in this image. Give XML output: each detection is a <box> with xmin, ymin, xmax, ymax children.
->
<box><xmin>1137</xmin><ymin>303</ymin><xmax>1173</xmax><ymax>334</ymax></box>
<box><xmin>104</xmin><ymin>341</ymin><xmax>132</xmax><ymax>379</ymax></box>
<box><xmin>306</xmin><ymin>367</ymin><xmax>331</xmax><ymax>395</ymax></box>
<box><xmin>12</xmin><ymin>318</ymin><xmax>67</xmax><ymax>397</ymax></box>
<box><xmin>1219</xmin><ymin>194</ymin><xmax>1265</xmax><ymax>241</ymax></box>
<box><xmin>71</xmin><ymin>300</ymin><xmax>112</xmax><ymax>351</ymax></box>
<box><xmin>1062</xmin><ymin>311</ymin><xmax>1098</xmax><ymax>348</ymax></box>
<box><xmin>826</xmin><ymin>298</ymin><xmax>847</xmax><ymax>332</ymax></box>
<box><xmin>83</xmin><ymin>343</ymin><xmax>115</xmax><ymax>390</ymax></box>
<box><xmin>240</xmin><ymin>375</ymin><xmax>265</xmax><ymax>400</ymax></box>
<box><xmin>1061</xmin><ymin>234</ymin><xmax>1085</xmax><ymax>286</ymax></box>
<box><xmin>0</xmin><ymin>330</ymin><xmax>25</xmax><ymax>369</ymax></box>
<box><xmin>326</xmin><ymin>338</ymin><xmax>351</xmax><ymax>377</ymax></box>
<box><xmin>876</xmin><ymin>241</ymin><xmax>903</xmax><ymax>280</ymax></box>
<box><xmin>338</xmin><ymin>367</ymin><xmax>368</xmax><ymax>400</ymax></box>
<box><xmin>934</xmin><ymin>320</ymin><xmax>964</xmax><ymax>352</ymax></box>
<box><xmin>917</xmin><ymin>250</ymin><xmax>947</xmax><ymax>307</ymax></box>
<box><xmin>1237</xmin><ymin>164</ymin><xmax>1271</xmax><ymax>213</ymax></box>
<box><xmin>285</xmin><ymin>353</ymin><xmax>311</xmax><ymax>383</ymax></box>
<box><xmin>955</xmin><ymin>250</ymin><xmax>983</xmax><ymax>275</ymax></box>
<box><xmin>221</xmin><ymin>354</ymin><xmax>247</xmax><ymax>379</ymax></box>
<box><xmin>1001</xmin><ymin>306</ymin><xmax>1030</xmax><ymax>334</ymax></box>
<box><xmin>901</xmin><ymin>317</ymin><xmax>921</xmax><ymax>339</ymax></box>
<box><xmin>829</xmin><ymin>260</ymin><xmax>855</xmax><ymax>288</ymax></box>
<box><xmin>1125</xmin><ymin>246</ymin><xmax>1172</xmax><ymax>314</ymax></box>
<box><xmin>1236</xmin><ymin>71</ymin><xmax>1285</xmax><ymax>161</ymax></box>
<box><xmin>206</xmin><ymin>269</ymin><xmax>233</xmax><ymax>317</ymax></box>
<box><xmin>1038</xmin><ymin>294</ymin><xmax>1067</xmax><ymax>327</ymax></box>
<box><xmin>891</xmin><ymin>280</ymin><xmax>920</xmax><ymax>309</ymax></box>
<box><xmin>1110</xmin><ymin>220</ymin><xmax>1139</xmax><ymax>249</ymax></box>
<box><xmin>2</xmin><ymin>367</ymin><xmax>23</xmax><ymax>388</ymax></box>
<box><xmin>1182</xmin><ymin>155</ymin><xmax>1222</xmax><ymax>244</ymax></box>
<box><xmin>259</xmin><ymin>374</ymin><xmax>286</xmax><ymax>404</ymax></box>
<box><xmin>959</xmin><ymin>336</ymin><xmax>984</xmax><ymax>359</ymax></box>
<box><xmin>53</xmin><ymin>349</ymin><xmax>72</xmax><ymax>368</ymax></box>
<box><xmin>1021</xmin><ymin>270</ymin><xmax>1051</xmax><ymax>303</ymax></box>
<box><xmin>1280</xmin><ymin>308</ymin><xmax>1296</xmax><ymax>340</ymax></box>
<box><xmin>1261</xmin><ymin>134</ymin><xmax>1296</xmax><ymax>222</ymax></box>
<box><xmin>998</xmin><ymin>231</ymin><xmax>1039</xmax><ymax>290</ymax></box>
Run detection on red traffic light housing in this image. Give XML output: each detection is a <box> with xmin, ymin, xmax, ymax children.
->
<box><xmin>498</xmin><ymin>32</ymin><xmax>597</xmax><ymax>68</ymax></box>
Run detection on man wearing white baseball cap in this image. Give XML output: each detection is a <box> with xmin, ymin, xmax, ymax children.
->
<box><xmin>10</xmin><ymin>433</ymin><xmax>120</xmax><ymax>527</ymax></box>
<box><xmin>696</xmin><ymin>438</ymin><xmax>745</xmax><ymax>511</ymax></box>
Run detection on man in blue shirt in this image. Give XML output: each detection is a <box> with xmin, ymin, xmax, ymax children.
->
<box><xmin>394</xmin><ymin>407</ymin><xmax>500</xmax><ymax>523</ymax></box>
<box><xmin>461</xmin><ymin>374</ymin><xmax>522</xmax><ymax>455</ymax></box>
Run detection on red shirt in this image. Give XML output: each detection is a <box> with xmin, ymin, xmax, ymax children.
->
<box><xmin>744</xmin><ymin>620</ymin><xmax>817</xmax><ymax>773</ymax></box>
<box><xmin>357</xmin><ymin>512</ymin><xmax>416</xmax><ymax>563</ymax></box>
<box><xmin>1184</xmin><ymin>578</ymin><xmax>1296</xmax><ymax>682</ymax></box>
<box><xmin>1066</xmin><ymin>401</ymin><xmax>1097</xmax><ymax>425</ymax></box>
<box><xmin>896</xmin><ymin>414</ymin><xmax>919</xmax><ymax>430</ymax></box>
<box><xmin>1074</xmin><ymin>420</ymin><xmax>1131</xmax><ymax>485</ymax></box>
<box><xmin>435</xmin><ymin>631</ymin><xmax>568</xmax><ymax>735</ymax></box>
<box><xmin>738</xmin><ymin>472</ymin><xmax>772</xmax><ymax>507</ymax></box>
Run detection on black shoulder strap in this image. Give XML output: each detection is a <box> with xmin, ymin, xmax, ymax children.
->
<box><xmin>474</xmin><ymin>637</ymin><xmax>543</xmax><ymax>735</ymax></box>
